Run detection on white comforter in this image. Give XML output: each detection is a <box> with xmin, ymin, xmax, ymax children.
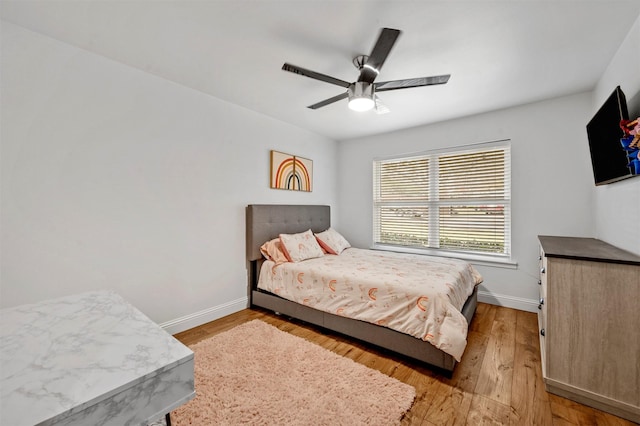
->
<box><xmin>257</xmin><ymin>248</ymin><xmax>483</xmax><ymax>361</ymax></box>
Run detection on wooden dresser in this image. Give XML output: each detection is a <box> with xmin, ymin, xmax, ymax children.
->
<box><xmin>537</xmin><ymin>236</ymin><xmax>640</xmax><ymax>423</ymax></box>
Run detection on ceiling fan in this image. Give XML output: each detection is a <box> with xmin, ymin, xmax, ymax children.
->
<box><xmin>282</xmin><ymin>27</ymin><xmax>450</xmax><ymax>113</ymax></box>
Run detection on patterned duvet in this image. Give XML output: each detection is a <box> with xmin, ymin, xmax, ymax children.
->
<box><xmin>257</xmin><ymin>248</ymin><xmax>483</xmax><ymax>361</ymax></box>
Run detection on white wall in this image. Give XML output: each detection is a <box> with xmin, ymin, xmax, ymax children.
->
<box><xmin>0</xmin><ymin>22</ymin><xmax>338</xmax><ymax>331</ymax></box>
<box><xmin>592</xmin><ymin>13</ymin><xmax>640</xmax><ymax>255</ymax></box>
<box><xmin>336</xmin><ymin>92</ymin><xmax>595</xmax><ymax>310</ymax></box>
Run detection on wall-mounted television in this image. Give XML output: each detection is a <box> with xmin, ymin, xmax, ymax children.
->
<box><xmin>586</xmin><ymin>86</ymin><xmax>639</xmax><ymax>186</ymax></box>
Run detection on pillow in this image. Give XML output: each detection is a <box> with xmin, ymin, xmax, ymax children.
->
<box><xmin>315</xmin><ymin>228</ymin><xmax>351</xmax><ymax>255</ymax></box>
<box><xmin>279</xmin><ymin>230</ymin><xmax>324</xmax><ymax>262</ymax></box>
<box><xmin>259</xmin><ymin>238</ymin><xmax>290</xmax><ymax>266</ymax></box>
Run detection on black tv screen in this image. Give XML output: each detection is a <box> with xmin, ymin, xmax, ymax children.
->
<box><xmin>586</xmin><ymin>86</ymin><xmax>637</xmax><ymax>185</ymax></box>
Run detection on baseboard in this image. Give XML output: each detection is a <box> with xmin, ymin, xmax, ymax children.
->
<box><xmin>477</xmin><ymin>291</ymin><xmax>538</xmax><ymax>313</ymax></box>
<box><xmin>159</xmin><ymin>296</ymin><xmax>248</xmax><ymax>335</ymax></box>
<box><xmin>545</xmin><ymin>378</ymin><xmax>639</xmax><ymax>423</ymax></box>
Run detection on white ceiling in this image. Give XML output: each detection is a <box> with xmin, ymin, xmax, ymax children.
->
<box><xmin>2</xmin><ymin>1</ymin><xmax>639</xmax><ymax>141</ymax></box>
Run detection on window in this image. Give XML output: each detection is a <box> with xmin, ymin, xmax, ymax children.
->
<box><xmin>373</xmin><ymin>141</ymin><xmax>511</xmax><ymax>260</ymax></box>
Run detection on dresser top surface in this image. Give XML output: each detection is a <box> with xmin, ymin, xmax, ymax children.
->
<box><xmin>538</xmin><ymin>235</ymin><xmax>640</xmax><ymax>265</ymax></box>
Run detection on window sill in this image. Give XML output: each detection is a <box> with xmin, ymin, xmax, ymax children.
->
<box><xmin>370</xmin><ymin>244</ymin><xmax>518</xmax><ymax>269</ymax></box>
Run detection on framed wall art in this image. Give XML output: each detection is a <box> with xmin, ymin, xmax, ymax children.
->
<box><xmin>270</xmin><ymin>150</ymin><xmax>313</xmax><ymax>192</ymax></box>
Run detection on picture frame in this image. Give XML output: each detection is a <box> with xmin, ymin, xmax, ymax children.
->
<box><xmin>270</xmin><ymin>150</ymin><xmax>313</xmax><ymax>192</ymax></box>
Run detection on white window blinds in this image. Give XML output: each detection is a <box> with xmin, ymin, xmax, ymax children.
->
<box><xmin>373</xmin><ymin>141</ymin><xmax>511</xmax><ymax>257</ymax></box>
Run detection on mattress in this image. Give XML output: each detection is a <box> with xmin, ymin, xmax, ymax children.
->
<box><xmin>257</xmin><ymin>248</ymin><xmax>483</xmax><ymax>361</ymax></box>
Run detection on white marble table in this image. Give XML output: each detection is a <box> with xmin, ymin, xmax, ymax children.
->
<box><xmin>0</xmin><ymin>290</ymin><xmax>195</xmax><ymax>426</ymax></box>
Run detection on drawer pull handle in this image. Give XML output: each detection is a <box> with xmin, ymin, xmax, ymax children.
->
<box><xmin>540</xmin><ymin>328</ymin><xmax>545</xmax><ymax>337</ymax></box>
<box><xmin>538</xmin><ymin>280</ymin><xmax>541</xmax><ymax>285</ymax></box>
<box><xmin>540</xmin><ymin>267</ymin><xmax>546</xmax><ymax>274</ymax></box>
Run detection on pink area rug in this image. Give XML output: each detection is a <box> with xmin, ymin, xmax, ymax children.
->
<box><xmin>172</xmin><ymin>320</ymin><xmax>415</xmax><ymax>425</ymax></box>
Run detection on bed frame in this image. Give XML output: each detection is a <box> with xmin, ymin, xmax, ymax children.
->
<box><xmin>246</xmin><ymin>204</ymin><xmax>478</xmax><ymax>372</ymax></box>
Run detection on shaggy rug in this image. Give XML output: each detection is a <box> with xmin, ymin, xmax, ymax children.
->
<box><xmin>170</xmin><ymin>320</ymin><xmax>415</xmax><ymax>425</ymax></box>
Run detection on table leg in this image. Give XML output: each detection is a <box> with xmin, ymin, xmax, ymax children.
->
<box><xmin>165</xmin><ymin>413</ymin><xmax>172</xmax><ymax>426</ymax></box>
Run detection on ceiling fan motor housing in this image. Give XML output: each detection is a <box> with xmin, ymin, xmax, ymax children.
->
<box><xmin>348</xmin><ymin>81</ymin><xmax>375</xmax><ymax>111</ymax></box>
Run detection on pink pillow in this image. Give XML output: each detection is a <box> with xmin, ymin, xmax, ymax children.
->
<box><xmin>315</xmin><ymin>228</ymin><xmax>351</xmax><ymax>255</ymax></box>
<box><xmin>279</xmin><ymin>230</ymin><xmax>324</xmax><ymax>262</ymax></box>
<box><xmin>259</xmin><ymin>238</ymin><xmax>289</xmax><ymax>266</ymax></box>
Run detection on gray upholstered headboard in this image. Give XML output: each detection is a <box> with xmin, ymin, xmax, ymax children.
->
<box><xmin>246</xmin><ymin>204</ymin><xmax>330</xmax><ymax>261</ymax></box>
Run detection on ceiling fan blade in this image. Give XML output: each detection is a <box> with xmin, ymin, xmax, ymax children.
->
<box><xmin>282</xmin><ymin>63</ymin><xmax>351</xmax><ymax>88</ymax></box>
<box><xmin>375</xmin><ymin>74</ymin><xmax>450</xmax><ymax>92</ymax></box>
<box><xmin>307</xmin><ymin>91</ymin><xmax>349</xmax><ymax>109</ymax></box>
<box><xmin>374</xmin><ymin>95</ymin><xmax>390</xmax><ymax>115</ymax></box>
<box><xmin>359</xmin><ymin>28</ymin><xmax>401</xmax><ymax>84</ymax></box>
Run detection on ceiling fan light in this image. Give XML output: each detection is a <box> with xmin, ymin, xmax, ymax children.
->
<box><xmin>348</xmin><ymin>82</ymin><xmax>375</xmax><ymax>112</ymax></box>
<box><xmin>348</xmin><ymin>97</ymin><xmax>375</xmax><ymax>111</ymax></box>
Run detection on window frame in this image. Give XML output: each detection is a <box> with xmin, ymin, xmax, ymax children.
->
<box><xmin>372</xmin><ymin>140</ymin><xmax>515</xmax><ymax>267</ymax></box>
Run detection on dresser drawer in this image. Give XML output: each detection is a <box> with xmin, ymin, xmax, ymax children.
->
<box><xmin>537</xmin><ymin>302</ymin><xmax>547</xmax><ymax>378</ymax></box>
<box><xmin>539</xmin><ymin>250</ymin><xmax>548</xmax><ymax>289</ymax></box>
<box><xmin>538</xmin><ymin>286</ymin><xmax>547</xmax><ymax>333</ymax></box>
<box><xmin>537</xmin><ymin>248</ymin><xmax>548</xmax><ymax>378</ymax></box>
<box><xmin>538</xmin><ymin>249</ymin><xmax>547</xmax><ymax>335</ymax></box>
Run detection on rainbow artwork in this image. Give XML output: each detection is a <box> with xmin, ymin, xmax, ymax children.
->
<box><xmin>270</xmin><ymin>150</ymin><xmax>313</xmax><ymax>192</ymax></box>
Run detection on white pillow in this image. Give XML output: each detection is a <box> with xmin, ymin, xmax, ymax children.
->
<box><xmin>315</xmin><ymin>228</ymin><xmax>351</xmax><ymax>255</ymax></box>
<box><xmin>279</xmin><ymin>230</ymin><xmax>324</xmax><ymax>262</ymax></box>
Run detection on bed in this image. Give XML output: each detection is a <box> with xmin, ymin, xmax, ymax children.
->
<box><xmin>246</xmin><ymin>204</ymin><xmax>481</xmax><ymax>372</ymax></box>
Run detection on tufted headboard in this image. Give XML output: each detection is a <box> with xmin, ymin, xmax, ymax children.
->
<box><xmin>246</xmin><ymin>204</ymin><xmax>330</xmax><ymax>261</ymax></box>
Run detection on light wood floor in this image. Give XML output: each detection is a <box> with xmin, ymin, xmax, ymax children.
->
<box><xmin>174</xmin><ymin>303</ymin><xmax>636</xmax><ymax>425</ymax></box>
